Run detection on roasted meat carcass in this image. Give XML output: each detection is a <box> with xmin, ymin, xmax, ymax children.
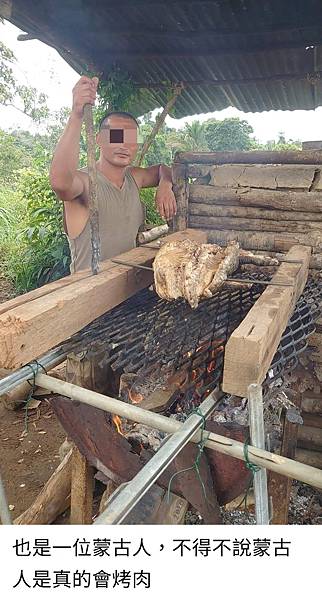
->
<box><xmin>153</xmin><ymin>240</ymin><xmax>278</xmax><ymax>309</ymax></box>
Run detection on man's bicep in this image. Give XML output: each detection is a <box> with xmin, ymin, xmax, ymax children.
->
<box><xmin>52</xmin><ymin>172</ymin><xmax>87</xmax><ymax>203</ymax></box>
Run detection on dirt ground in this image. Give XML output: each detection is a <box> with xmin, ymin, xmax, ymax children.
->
<box><xmin>0</xmin><ymin>396</ymin><xmax>66</xmax><ymax>521</ymax></box>
<box><xmin>0</xmin><ymin>276</ymin><xmax>67</xmax><ymax>521</ymax></box>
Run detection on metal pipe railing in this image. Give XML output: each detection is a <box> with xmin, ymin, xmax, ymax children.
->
<box><xmin>95</xmin><ymin>393</ymin><xmax>217</xmax><ymax>524</ymax></box>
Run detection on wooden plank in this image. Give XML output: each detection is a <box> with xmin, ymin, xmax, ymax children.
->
<box><xmin>295</xmin><ymin>448</ymin><xmax>322</xmax><ymax>469</ymax></box>
<box><xmin>189</xmin><ymin>203</ymin><xmax>322</xmax><ymax>222</ymax></box>
<box><xmin>268</xmin><ymin>393</ymin><xmax>301</xmax><ymax>525</ymax></box>
<box><xmin>189</xmin><ymin>214</ymin><xmax>322</xmax><ymax>233</ymax></box>
<box><xmin>222</xmin><ymin>245</ymin><xmax>311</xmax><ymax>397</ymax></box>
<box><xmin>297</xmin><ymin>425</ymin><xmax>322</xmax><ymax>451</ymax></box>
<box><xmin>70</xmin><ymin>446</ymin><xmax>94</xmax><ymax>524</ymax></box>
<box><xmin>14</xmin><ymin>449</ymin><xmax>72</xmax><ymax>525</ymax></box>
<box><xmin>189</xmin><ymin>185</ymin><xmax>322</xmax><ymax>213</ymax></box>
<box><xmin>172</xmin><ymin>163</ymin><xmax>188</xmax><ymax>231</ymax></box>
<box><xmin>0</xmin><ymin>229</ymin><xmax>207</xmax><ymax>369</ymax></box>
<box><xmin>209</xmin><ymin>164</ymin><xmax>319</xmax><ymax>190</ymax></box>
<box><xmin>175</xmin><ymin>150</ymin><xmax>322</xmax><ymax>165</ymax></box>
<box><xmin>205</xmin><ymin>229</ymin><xmax>322</xmax><ymax>254</ymax></box>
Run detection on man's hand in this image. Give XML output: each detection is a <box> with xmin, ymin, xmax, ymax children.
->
<box><xmin>155</xmin><ymin>181</ymin><xmax>177</xmax><ymax>221</ymax></box>
<box><xmin>72</xmin><ymin>76</ymin><xmax>99</xmax><ymax>119</ymax></box>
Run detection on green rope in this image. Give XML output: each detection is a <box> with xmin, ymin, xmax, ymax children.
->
<box><xmin>234</xmin><ymin>437</ymin><xmax>261</xmax><ymax>515</ymax></box>
<box><xmin>24</xmin><ymin>361</ymin><xmax>47</xmax><ymax>433</ymax></box>
<box><xmin>166</xmin><ymin>408</ymin><xmax>212</xmax><ymax>506</ymax></box>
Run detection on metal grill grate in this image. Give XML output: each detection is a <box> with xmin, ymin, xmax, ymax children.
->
<box><xmin>65</xmin><ymin>273</ymin><xmax>322</xmax><ymax>405</ymax></box>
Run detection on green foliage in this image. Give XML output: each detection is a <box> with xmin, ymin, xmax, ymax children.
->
<box><xmin>181</xmin><ymin>121</ymin><xmax>209</xmax><ymax>151</ymax></box>
<box><xmin>0</xmin><ymin>129</ymin><xmax>33</xmax><ymax>185</ymax></box>
<box><xmin>205</xmin><ymin>117</ymin><xmax>255</xmax><ymax>151</ymax></box>
<box><xmin>256</xmin><ymin>132</ymin><xmax>301</xmax><ymax>151</ymax></box>
<box><xmin>2</xmin><ymin>171</ymin><xmax>70</xmax><ymax>293</ymax></box>
<box><xmin>139</xmin><ymin>188</ymin><xmax>164</xmax><ymax>226</ymax></box>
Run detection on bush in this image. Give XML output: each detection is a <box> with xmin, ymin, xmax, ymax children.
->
<box><xmin>2</xmin><ymin>171</ymin><xmax>70</xmax><ymax>293</ymax></box>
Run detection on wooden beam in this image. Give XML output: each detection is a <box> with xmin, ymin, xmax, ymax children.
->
<box><xmin>176</xmin><ymin>150</ymin><xmax>322</xmax><ymax>165</ymax></box>
<box><xmin>222</xmin><ymin>245</ymin><xmax>311</xmax><ymax>397</ymax></box>
<box><xmin>14</xmin><ymin>449</ymin><xmax>72</xmax><ymax>525</ymax></box>
<box><xmin>206</xmin><ymin>229</ymin><xmax>322</xmax><ymax>254</ymax></box>
<box><xmin>70</xmin><ymin>446</ymin><xmax>94</xmax><ymax>524</ymax></box>
<box><xmin>189</xmin><ymin>203</ymin><xmax>322</xmax><ymax>222</ymax></box>
<box><xmin>189</xmin><ymin>214</ymin><xmax>322</xmax><ymax>233</ymax></box>
<box><xmin>189</xmin><ymin>185</ymin><xmax>322</xmax><ymax>213</ymax></box>
<box><xmin>0</xmin><ymin>229</ymin><xmax>206</xmax><ymax>369</ymax></box>
<box><xmin>268</xmin><ymin>392</ymin><xmax>301</xmax><ymax>525</ymax></box>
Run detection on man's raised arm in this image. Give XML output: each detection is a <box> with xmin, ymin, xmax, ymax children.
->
<box><xmin>49</xmin><ymin>76</ymin><xmax>98</xmax><ymax>202</ymax></box>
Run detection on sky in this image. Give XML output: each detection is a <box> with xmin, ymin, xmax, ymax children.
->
<box><xmin>2</xmin><ymin>19</ymin><xmax>322</xmax><ymax>143</ymax></box>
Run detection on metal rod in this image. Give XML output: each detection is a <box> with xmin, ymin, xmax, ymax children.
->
<box><xmin>0</xmin><ymin>474</ymin><xmax>12</xmax><ymax>525</ymax></box>
<box><xmin>111</xmin><ymin>259</ymin><xmax>293</xmax><ymax>287</ymax></box>
<box><xmin>35</xmin><ymin>374</ymin><xmax>322</xmax><ymax>490</ymax></box>
<box><xmin>111</xmin><ymin>259</ymin><xmax>154</xmax><ymax>272</ymax></box>
<box><xmin>227</xmin><ymin>277</ymin><xmax>293</xmax><ymax>287</ymax></box>
<box><xmin>248</xmin><ymin>383</ymin><xmax>270</xmax><ymax>525</ymax></box>
<box><xmin>142</xmin><ymin>246</ymin><xmax>304</xmax><ymax>266</ymax></box>
<box><xmin>0</xmin><ymin>347</ymin><xmax>68</xmax><ymax>396</ymax></box>
<box><xmin>95</xmin><ymin>393</ymin><xmax>217</xmax><ymax>524</ymax></box>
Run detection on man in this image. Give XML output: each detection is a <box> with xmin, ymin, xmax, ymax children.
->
<box><xmin>50</xmin><ymin>76</ymin><xmax>176</xmax><ymax>273</ymax></box>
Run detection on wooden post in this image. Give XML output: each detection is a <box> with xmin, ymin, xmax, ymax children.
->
<box><xmin>173</xmin><ymin>163</ymin><xmax>188</xmax><ymax>231</ymax></box>
<box><xmin>67</xmin><ymin>342</ymin><xmax>109</xmax><ymax>524</ymax></box>
<box><xmin>136</xmin><ymin>84</ymin><xmax>183</xmax><ymax>166</ymax></box>
<box><xmin>268</xmin><ymin>394</ymin><xmax>301</xmax><ymax>524</ymax></box>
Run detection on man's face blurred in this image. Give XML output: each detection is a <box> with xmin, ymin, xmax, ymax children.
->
<box><xmin>97</xmin><ymin>115</ymin><xmax>138</xmax><ymax>167</ymax></box>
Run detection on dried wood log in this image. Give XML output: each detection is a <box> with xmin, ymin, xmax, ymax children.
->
<box><xmin>302</xmin><ymin>413</ymin><xmax>322</xmax><ymax>429</ymax></box>
<box><xmin>205</xmin><ymin>229</ymin><xmax>322</xmax><ymax>253</ymax></box>
<box><xmin>189</xmin><ymin>215</ymin><xmax>322</xmax><ymax>234</ymax></box>
<box><xmin>254</xmin><ymin>250</ymin><xmax>322</xmax><ymax>270</ymax></box>
<box><xmin>189</xmin><ymin>185</ymin><xmax>322</xmax><ymax>213</ymax></box>
<box><xmin>301</xmin><ymin>394</ymin><xmax>322</xmax><ymax>414</ymax></box>
<box><xmin>176</xmin><ymin>150</ymin><xmax>322</xmax><ymax>165</ymax></box>
<box><xmin>137</xmin><ymin>224</ymin><xmax>169</xmax><ymax>244</ymax></box>
<box><xmin>297</xmin><ymin>425</ymin><xmax>322</xmax><ymax>451</ymax></box>
<box><xmin>189</xmin><ymin>203</ymin><xmax>322</xmax><ymax>222</ymax></box>
<box><xmin>0</xmin><ymin>229</ymin><xmax>207</xmax><ymax>369</ymax></box>
<box><xmin>209</xmin><ymin>164</ymin><xmax>319</xmax><ymax>190</ymax></box>
<box><xmin>222</xmin><ymin>245</ymin><xmax>311</xmax><ymax>397</ymax></box>
<box><xmin>14</xmin><ymin>449</ymin><xmax>72</xmax><ymax>525</ymax></box>
<box><xmin>295</xmin><ymin>448</ymin><xmax>322</xmax><ymax>470</ymax></box>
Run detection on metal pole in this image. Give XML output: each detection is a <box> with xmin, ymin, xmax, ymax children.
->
<box><xmin>0</xmin><ymin>347</ymin><xmax>68</xmax><ymax>396</ymax></box>
<box><xmin>248</xmin><ymin>383</ymin><xmax>270</xmax><ymax>525</ymax></box>
<box><xmin>94</xmin><ymin>393</ymin><xmax>217</xmax><ymax>524</ymax></box>
<box><xmin>0</xmin><ymin>474</ymin><xmax>12</xmax><ymax>525</ymax></box>
<box><xmin>34</xmin><ymin>374</ymin><xmax>322</xmax><ymax>490</ymax></box>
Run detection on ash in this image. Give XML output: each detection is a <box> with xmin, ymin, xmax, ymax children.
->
<box><xmin>289</xmin><ymin>482</ymin><xmax>322</xmax><ymax>525</ymax></box>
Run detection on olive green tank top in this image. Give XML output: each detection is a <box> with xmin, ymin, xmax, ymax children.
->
<box><xmin>67</xmin><ymin>169</ymin><xmax>145</xmax><ymax>273</ymax></box>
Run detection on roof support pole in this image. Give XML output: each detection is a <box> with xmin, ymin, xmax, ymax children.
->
<box><xmin>135</xmin><ymin>83</ymin><xmax>183</xmax><ymax>166</ymax></box>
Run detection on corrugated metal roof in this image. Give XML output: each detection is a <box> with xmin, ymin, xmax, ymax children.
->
<box><xmin>5</xmin><ymin>0</ymin><xmax>322</xmax><ymax>117</ymax></box>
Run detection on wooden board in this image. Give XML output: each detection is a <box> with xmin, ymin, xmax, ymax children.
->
<box><xmin>222</xmin><ymin>245</ymin><xmax>311</xmax><ymax>397</ymax></box>
<box><xmin>0</xmin><ymin>229</ymin><xmax>207</xmax><ymax>369</ymax></box>
<box><xmin>189</xmin><ymin>214</ymin><xmax>322</xmax><ymax>234</ymax></box>
<box><xmin>209</xmin><ymin>164</ymin><xmax>319</xmax><ymax>190</ymax></box>
<box><xmin>175</xmin><ymin>150</ymin><xmax>322</xmax><ymax>164</ymax></box>
<box><xmin>205</xmin><ymin>229</ymin><xmax>322</xmax><ymax>254</ymax></box>
<box><xmin>189</xmin><ymin>203</ymin><xmax>322</xmax><ymax>222</ymax></box>
<box><xmin>189</xmin><ymin>185</ymin><xmax>322</xmax><ymax>213</ymax></box>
